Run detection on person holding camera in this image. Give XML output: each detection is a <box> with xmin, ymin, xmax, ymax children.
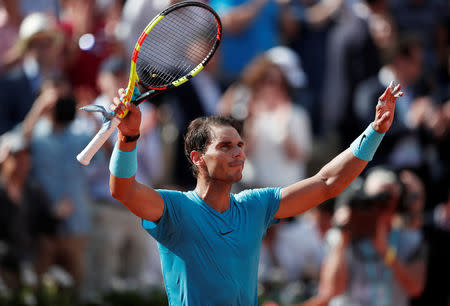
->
<box><xmin>300</xmin><ymin>167</ymin><xmax>427</xmax><ymax>306</ymax></box>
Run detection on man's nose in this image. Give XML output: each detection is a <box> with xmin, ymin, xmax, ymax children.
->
<box><xmin>232</xmin><ymin>146</ymin><xmax>245</xmax><ymax>159</ymax></box>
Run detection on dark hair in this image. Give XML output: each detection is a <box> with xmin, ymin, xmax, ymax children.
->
<box><xmin>53</xmin><ymin>95</ymin><xmax>76</xmax><ymax>125</ymax></box>
<box><xmin>384</xmin><ymin>34</ymin><xmax>423</xmax><ymax>64</ymax></box>
<box><xmin>184</xmin><ymin>115</ymin><xmax>243</xmax><ymax>177</ymax></box>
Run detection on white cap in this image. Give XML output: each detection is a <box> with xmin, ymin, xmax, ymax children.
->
<box><xmin>265</xmin><ymin>46</ymin><xmax>308</xmax><ymax>89</ymax></box>
<box><xmin>19</xmin><ymin>12</ymin><xmax>57</xmax><ymax>42</ymax></box>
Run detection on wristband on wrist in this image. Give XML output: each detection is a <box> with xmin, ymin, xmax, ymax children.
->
<box><xmin>119</xmin><ymin>133</ymin><xmax>140</xmax><ymax>143</ymax></box>
<box><xmin>109</xmin><ymin>144</ymin><xmax>137</xmax><ymax>178</ymax></box>
<box><xmin>350</xmin><ymin>123</ymin><xmax>385</xmax><ymax>161</ymax></box>
<box><xmin>384</xmin><ymin>246</ymin><xmax>397</xmax><ymax>266</ymax></box>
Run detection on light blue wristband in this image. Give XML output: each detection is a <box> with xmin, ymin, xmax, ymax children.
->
<box><xmin>350</xmin><ymin>123</ymin><xmax>385</xmax><ymax>161</ymax></box>
<box><xmin>109</xmin><ymin>144</ymin><xmax>137</xmax><ymax>178</ymax></box>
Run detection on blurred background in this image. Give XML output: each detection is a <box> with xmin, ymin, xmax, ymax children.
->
<box><xmin>0</xmin><ymin>0</ymin><xmax>448</xmax><ymax>305</ymax></box>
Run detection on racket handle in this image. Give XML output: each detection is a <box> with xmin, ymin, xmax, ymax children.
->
<box><xmin>77</xmin><ymin>117</ymin><xmax>121</xmax><ymax>165</ymax></box>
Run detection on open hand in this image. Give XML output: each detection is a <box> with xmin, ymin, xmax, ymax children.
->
<box><xmin>373</xmin><ymin>81</ymin><xmax>403</xmax><ymax>133</ymax></box>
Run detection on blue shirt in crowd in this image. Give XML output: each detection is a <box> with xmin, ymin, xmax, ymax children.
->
<box><xmin>210</xmin><ymin>0</ymin><xmax>280</xmax><ymax>79</ymax></box>
<box><xmin>31</xmin><ymin>120</ymin><xmax>92</xmax><ymax>235</ymax></box>
<box><xmin>143</xmin><ymin>187</ymin><xmax>281</xmax><ymax>305</ymax></box>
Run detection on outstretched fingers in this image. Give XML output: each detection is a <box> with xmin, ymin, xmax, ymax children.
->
<box><xmin>379</xmin><ymin>81</ymin><xmax>403</xmax><ymax>105</ymax></box>
<box><xmin>391</xmin><ymin>83</ymin><xmax>403</xmax><ymax>98</ymax></box>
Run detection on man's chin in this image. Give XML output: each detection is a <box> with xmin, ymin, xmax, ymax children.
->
<box><xmin>231</xmin><ymin>172</ymin><xmax>243</xmax><ymax>183</ymax></box>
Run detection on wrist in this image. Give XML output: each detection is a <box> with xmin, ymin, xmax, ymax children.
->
<box><xmin>109</xmin><ymin>144</ymin><xmax>138</xmax><ymax>178</ymax></box>
<box><xmin>118</xmin><ymin>131</ymin><xmax>140</xmax><ymax>143</ymax></box>
<box><xmin>117</xmin><ymin>131</ymin><xmax>140</xmax><ymax>151</ymax></box>
<box><xmin>350</xmin><ymin>122</ymin><xmax>385</xmax><ymax>161</ymax></box>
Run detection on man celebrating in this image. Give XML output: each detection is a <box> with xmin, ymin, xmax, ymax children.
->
<box><xmin>108</xmin><ymin>82</ymin><xmax>402</xmax><ymax>305</ymax></box>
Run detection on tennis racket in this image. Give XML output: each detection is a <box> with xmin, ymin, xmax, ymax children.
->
<box><xmin>77</xmin><ymin>1</ymin><xmax>222</xmax><ymax>165</ymax></box>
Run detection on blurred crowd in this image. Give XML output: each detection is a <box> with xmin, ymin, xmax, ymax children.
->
<box><xmin>0</xmin><ymin>0</ymin><xmax>448</xmax><ymax>305</ymax></box>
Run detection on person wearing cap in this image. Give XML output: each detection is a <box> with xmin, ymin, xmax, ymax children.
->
<box><xmin>0</xmin><ymin>12</ymin><xmax>65</xmax><ymax>135</ymax></box>
<box><xmin>0</xmin><ymin>130</ymin><xmax>56</xmax><ymax>290</ymax></box>
<box><xmin>299</xmin><ymin>167</ymin><xmax>426</xmax><ymax>306</ymax></box>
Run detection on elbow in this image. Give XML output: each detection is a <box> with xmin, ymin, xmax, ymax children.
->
<box><xmin>110</xmin><ymin>189</ymin><xmax>125</xmax><ymax>203</ymax></box>
<box><xmin>317</xmin><ymin>172</ymin><xmax>341</xmax><ymax>200</ymax></box>
<box><xmin>109</xmin><ymin>184</ymin><xmax>132</xmax><ymax>204</ymax></box>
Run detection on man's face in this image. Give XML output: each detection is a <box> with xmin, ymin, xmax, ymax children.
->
<box><xmin>200</xmin><ymin>125</ymin><xmax>245</xmax><ymax>183</ymax></box>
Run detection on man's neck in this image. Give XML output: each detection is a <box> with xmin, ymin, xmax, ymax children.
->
<box><xmin>194</xmin><ymin>179</ymin><xmax>232</xmax><ymax>213</ymax></box>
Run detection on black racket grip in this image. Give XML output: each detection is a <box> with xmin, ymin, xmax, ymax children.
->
<box><xmin>133</xmin><ymin>90</ymin><xmax>159</xmax><ymax>105</ymax></box>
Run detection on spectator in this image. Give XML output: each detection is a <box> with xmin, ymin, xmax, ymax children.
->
<box><xmin>23</xmin><ymin>80</ymin><xmax>92</xmax><ymax>297</ymax></box>
<box><xmin>60</xmin><ymin>0</ymin><xmax>124</xmax><ymax>107</ymax></box>
<box><xmin>398</xmin><ymin>169</ymin><xmax>426</xmax><ymax>230</ymax></box>
<box><xmin>281</xmin><ymin>0</ymin><xmax>345</xmax><ymax>135</ymax></box>
<box><xmin>0</xmin><ymin>0</ymin><xmax>21</xmax><ymax>71</ymax></box>
<box><xmin>320</xmin><ymin>0</ymin><xmax>385</xmax><ymax>145</ymax></box>
<box><xmin>301</xmin><ymin>167</ymin><xmax>427</xmax><ymax>306</ymax></box>
<box><xmin>260</xmin><ymin>199</ymin><xmax>335</xmax><ymax>305</ymax></box>
<box><xmin>0</xmin><ymin>11</ymin><xmax>64</xmax><ymax>134</ymax></box>
<box><xmin>0</xmin><ymin>130</ymin><xmax>56</xmax><ymax>290</ymax></box>
<box><xmin>389</xmin><ymin>0</ymin><xmax>448</xmax><ymax>74</ymax></box>
<box><xmin>353</xmin><ymin>35</ymin><xmax>431</xmax><ymax>172</ymax></box>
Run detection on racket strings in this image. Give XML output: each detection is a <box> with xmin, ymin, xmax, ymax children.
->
<box><xmin>136</xmin><ymin>5</ymin><xmax>219</xmax><ymax>88</ymax></box>
<box><xmin>139</xmin><ymin>19</ymin><xmax>216</xmax><ymax>83</ymax></box>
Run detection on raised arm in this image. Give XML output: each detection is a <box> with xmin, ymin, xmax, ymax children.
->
<box><xmin>275</xmin><ymin>82</ymin><xmax>403</xmax><ymax>219</ymax></box>
<box><xmin>109</xmin><ymin>89</ymin><xmax>164</xmax><ymax>222</ymax></box>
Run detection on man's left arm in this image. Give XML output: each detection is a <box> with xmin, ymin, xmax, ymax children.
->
<box><xmin>275</xmin><ymin>82</ymin><xmax>403</xmax><ymax>219</ymax></box>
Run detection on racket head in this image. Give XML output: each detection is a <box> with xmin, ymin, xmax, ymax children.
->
<box><xmin>123</xmin><ymin>1</ymin><xmax>222</xmax><ymax>107</ymax></box>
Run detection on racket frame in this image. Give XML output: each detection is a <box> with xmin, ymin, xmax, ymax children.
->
<box><xmin>77</xmin><ymin>1</ymin><xmax>222</xmax><ymax>165</ymax></box>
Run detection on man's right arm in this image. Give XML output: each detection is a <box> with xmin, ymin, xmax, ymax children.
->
<box><xmin>109</xmin><ymin>90</ymin><xmax>164</xmax><ymax>222</ymax></box>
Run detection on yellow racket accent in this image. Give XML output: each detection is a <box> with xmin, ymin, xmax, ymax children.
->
<box><xmin>119</xmin><ymin>62</ymin><xmax>140</xmax><ymax>119</ymax></box>
<box><xmin>143</xmin><ymin>14</ymin><xmax>165</xmax><ymax>35</ymax></box>
<box><xmin>172</xmin><ymin>63</ymin><xmax>204</xmax><ymax>87</ymax></box>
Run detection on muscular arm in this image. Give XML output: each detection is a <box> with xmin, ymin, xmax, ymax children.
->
<box><xmin>276</xmin><ymin>149</ymin><xmax>367</xmax><ymax>218</ymax></box>
<box><xmin>276</xmin><ymin>82</ymin><xmax>403</xmax><ymax>219</ymax></box>
<box><xmin>109</xmin><ymin>92</ymin><xmax>164</xmax><ymax>222</ymax></box>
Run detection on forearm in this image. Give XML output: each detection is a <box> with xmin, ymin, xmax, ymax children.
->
<box><xmin>318</xmin><ymin>149</ymin><xmax>367</xmax><ymax>199</ymax></box>
<box><xmin>109</xmin><ymin>136</ymin><xmax>138</xmax><ymax>202</ymax></box>
<box><xmin>387</xmin><ymin>258</ymin><xmax>425</xmax><ymax>297</ymax></box>
<box><xmin>278</xmin><ymin>123</ymin><xmax>382</xmax><ymax>218</ymax></box>
<box><xmin>109</xmin><ymin>135</ymin><xmax>164</xmax><ymax>221</ymax></box>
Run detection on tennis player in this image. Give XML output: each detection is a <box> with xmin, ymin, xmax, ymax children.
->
<box><xmin>108</xmin><ymin>82</ymin><xmax>403</xmax><ymax>305</ymax></box>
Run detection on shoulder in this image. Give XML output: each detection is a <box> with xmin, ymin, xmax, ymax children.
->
<box><xmin>156</xmin><ymin>189</ymin><xmax>196</xmax><ymax>204</ymax></box>
<box><xmin>234</xmin><ymin>187</ymin><xmax>282</xmax><ymax>204</ymax></box>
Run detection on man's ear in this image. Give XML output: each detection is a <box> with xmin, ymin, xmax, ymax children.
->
<box><xmin>190</xmin><ymin>150</ymin><xmax>204</xmax><ymax>167</ymax></box>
